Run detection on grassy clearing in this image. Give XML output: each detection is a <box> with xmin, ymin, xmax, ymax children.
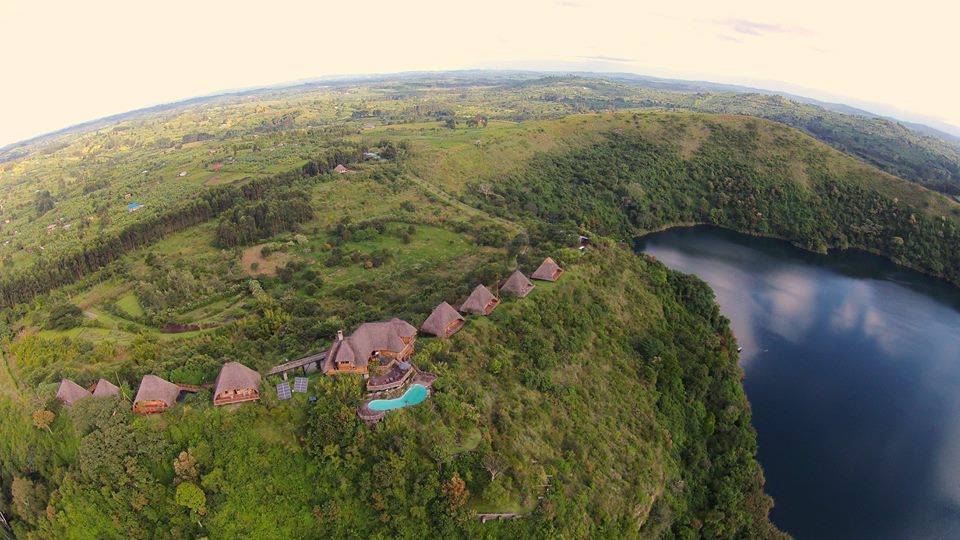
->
<box><xmin>304</xmin><ymin>223</ymin><xmax>476</xmax><ymax>288</ymax></box>
<box><xmin>116</xmin><ymin>291</ymin><xmax>144</xmax><ymax>318</ymax></box>
<box><xmin>241</xmin><ymin>244</ymin><xmax>291</xmax><ymax>277</ymax></box>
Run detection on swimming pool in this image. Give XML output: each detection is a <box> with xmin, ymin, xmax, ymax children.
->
<box><xmin>367</xmin><ymin>384</ymin><xmax>428</xmax><ymax>411</ymax></box>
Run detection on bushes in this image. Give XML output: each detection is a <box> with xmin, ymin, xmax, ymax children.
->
<box><xmin>45</xmin><ymin>303</ymin><xmax>83</xmax><ymax>330</ymax></box>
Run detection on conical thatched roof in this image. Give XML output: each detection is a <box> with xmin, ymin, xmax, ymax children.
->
<box><xmin>326</xmin><ymin>319</ymin><xmax>418</xmax><ymax>371</ymax></box>
<box><xmin>460</xmin><ymin>284</ymin><xmax>498</xmax><ymax>314</ymax></box>
<box><xmin>420</xmin><ymin>302</ymin><xmax>465</xmax><ymax>337</ymax></box>
<box><xmin>133</xmin><ymin>375</ymin><xmax>180</xmax><ymax>408</ymax></box>
<box><xmin>500</xmin><ymin>270</ymin><xmax>535</xmax><ymax>298</ymax></box>
<box><xmin>531</xmin><ymin>257</ymin><xmax>564</xmax><ymax>281</ymax></box>
<box><xmin>92</xmin><ymin>379</ymin><xmax>120</xmax><ymax>398</ymax></box>
<box><xmin>214</xmin><ymin>362</ymin><xmax>261</xmax><ymax>397</ymax></box>
<box><xmin>56</xmin><ymin>379</ymin><xmax>91</xmax><ymax>406</ymax></box>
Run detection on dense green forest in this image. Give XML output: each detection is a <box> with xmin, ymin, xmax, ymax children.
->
<box><xmin>2</xmin><ymin>98</ymin><xmax>960</xmax><ymax>539</ymax></box>
<box><xmin>0</xmin><ymin>242</ymin><xmax>786</xmax><ymax>539</ymax></box>
<box><xmin>471</xmin><ymin>114</ymin><xmax>960</xmax><ymax>287</ymax></box>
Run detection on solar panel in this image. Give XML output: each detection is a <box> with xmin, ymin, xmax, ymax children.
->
<box><xmin>276</xmin><ymin>382</ymin><xmax>292</xmax><ymax>400</ymax></box>
<box><xmin>293</xmin><ymin>377</ymin><xmax>308</xmax><ymax>393</ymax></box>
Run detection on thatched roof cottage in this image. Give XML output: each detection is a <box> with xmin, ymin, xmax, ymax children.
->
<box><xmin>132</xmin><ymin>375</ymin><xmax>181</xmax><ymax>414</ymax></box>
<box><xmin>531</xmin><ymin>257</ymin><xmax>564</xmax><ymax>282</ymax></box>
<box><xmin>460</xmin><ymin>284</ymin><xmax>500</xmax><ymax>315</ymax></box>
<box><xmin>500</xmin><ymin>270</ymin><xmax>536</xmax><ymax>298</ymax></box>
<box><xmin>56</xmin><ymin>379</ymin><xmax>91</xmax><ymax>407</ymax></box>
<box><xmin>92</xmin><ymin>379</ymin><xmax>120</xmax><ymax>398</ymax></box>
<box><xmin>420</xmin><ymin>302</ymin><xmax>466</xmax><ymax>338</ymax></box>
<box><xmin>213</xmin><ymin>362</ymin><xmax>262</xmax><ymax>406</ymax></box>
<box><xmin>323</xmin><ymin>319</ymin><xmax>417</xmax><ymax>375</ymax></box>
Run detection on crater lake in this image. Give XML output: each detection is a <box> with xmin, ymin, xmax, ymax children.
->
<box><xmin>638</xmin><ymin>226</ymin><xmax>960</xmax><ymax>539</ymax></box>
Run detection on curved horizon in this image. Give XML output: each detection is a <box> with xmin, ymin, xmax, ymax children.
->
<box><xmin>2</xmin><ymin>67</ymin><xmax>958</xmax><ymax>153</ymax></box>
<box><xmin>2</xmin><ymin>0</ymin><xmax>958</xmax><ymax>149</ymax></box>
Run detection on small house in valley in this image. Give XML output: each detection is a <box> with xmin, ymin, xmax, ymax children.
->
<box><xmin>213</xmin><ymin>362</ymin><xmax>262</xmax><ymax>406</ymax></box>
<box><xmin>323</xmin><ymin>319</ymin><xmax>417</xmax><ymax>375</ymax></box>
<box><xmin>460</xmin><ymin>284</ymin><xmax>500</xmax><ymax>315</ymax></box>
<box><xmin>92</xmin><ymin>378</ymin><xmax>120</xmax><ymax>398</ymax></box>
<box><xmin>532</xmin><ymin>257</ymin><xmax>564</xmax><ymax>282</ymax></box>
<box><xmin>56</xmin><ymin>379</ymin><xmax>91</xmax><ymax>407</ymax></box>
<box><xmin>500</xmin><ymin>270</ymin><xmax>535</xmax><ymax>298</ymax></box>
<box><xmin>132</xmin><ymin>375</ymin><xmax>181</xmax><ymax>414</ymax></box>
<box><xmin>420</xmin><ymin>301</ymin><xmax>466</xmax><ymax>338</ymax></box>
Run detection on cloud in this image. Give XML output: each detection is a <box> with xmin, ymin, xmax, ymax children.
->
<box><xmin>714</xmin><ymin>18</ymin><xmax>809</xmax><ymax>37</ymax></box>
<box><xmin>715</xmin><ymin>34</ymin><xmax>742</xmax><ymax>44</ymax></box>
<box><xmin>554</xmin><ymin>0</ymin><xmax>580</xmax><ymax>7</ymax></box>
<box><xmin>578</xmin><ymin>55</ymin><xmax>635</xmax><ymax>63</ymax></box>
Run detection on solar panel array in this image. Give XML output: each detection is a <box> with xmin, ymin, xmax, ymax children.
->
<box><xmin>293</xmin><ymin>377</ymin><xmax>308</xmax><ymax>393</ymax></box>
<box><xmin>276</xmin><ymin>382</ymin><xmax>292</xmax><ymax>400</ymax></box>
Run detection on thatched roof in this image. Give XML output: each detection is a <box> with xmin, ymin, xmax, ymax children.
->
<box><xmin>460</xmin><ymin>284</ymin><xmax>498</xmax><ymax>314</ymax></box>
<box><xmin>531</xmin><ymin>257</ymin><xmax>564</xmax><ymax>281</ymax></box>
<box><xmin>133</xmin><ymin>375</ymin><xmax>180</xmax><ymax>407</ymax></box>
<box><xmin>56</xmin><ymin>379</ymin><xmax>91</xmax><ymax>406</ymax></box>
<box><xmin>92</xmin><ymin>379</ymin><xmax>120</xmax><ymax>398</ymax></box>
<box><xmin>327</xmin><ymin>318</ymin><xmax>417</xmax><ymax>370</ymax></box>
<box><xmin>500</xmin><ymin>270</ymin><xmax>535</xmax><ymax>298</ymax></box>
<box><xmin>214</xmin><ymin>362</ymin><xmax>261</xmax><ymax>396</ymax></box>
<box><xmin>420</xmin><ymin>302</ymin><xmax>465</xmax><ymax>336</ymax></box>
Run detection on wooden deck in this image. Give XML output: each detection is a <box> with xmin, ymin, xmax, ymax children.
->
<box><xmin>356</xmin><ymin>404</ymin><xmax>387</xmax><ymax>424</ymax></box>
<box><xmin>367</xmin><ymin>364</ymin><xmax>414</xmax><ymax>392</ymax></box>
<box><xmin>213</xmin><ymin>391</ymin><xmax>260</xmax><ymax>406</ymax></box>
<box><xmin>482</xmin><ymin>298</ymin><xmax>500</xmax><ymax>315</ymax></box>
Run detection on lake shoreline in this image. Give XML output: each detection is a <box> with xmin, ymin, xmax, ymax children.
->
<box><xmin>633</xmin><ymin>221</ymin><xmax>960</xmax><ymax>290</ymax></box>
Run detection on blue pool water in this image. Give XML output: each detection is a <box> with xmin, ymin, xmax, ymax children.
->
<box><xmin>367</xmin><ymin>384</ymin><xmax>428</xmax><ymax>411</ymax></box>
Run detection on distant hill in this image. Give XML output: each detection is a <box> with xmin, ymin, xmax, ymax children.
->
<box><xmin>3</xmin><ymin>70</ymin><xmax>959</xmax><ymax>195</ymax></box>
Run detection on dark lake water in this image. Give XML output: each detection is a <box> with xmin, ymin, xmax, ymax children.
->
<box><xmin>637</xmin><ymin>226</ymin><xmax>960</xmax><ymax>540</ymax></box>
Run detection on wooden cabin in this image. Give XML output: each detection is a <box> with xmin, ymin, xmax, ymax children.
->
<box><xmin>420</xmin><ymin>302</ymin><xmax>466</xmax><ymax>338</ymax></box>
<box><xmin>531</xmin><ymin>257</ymin><xmax>564</xmax><ymax>282</ymax></box>
<box><xmin>132</xmin><ymin>375</ymin><xmax>181</xmax><ymax>414</ymax></box>
<box><xmin>500</xmin><ymin>270</ymin><xmax>536</xmax><ymax>298</ymax></box>
<box><xmin>460</xmin><ymin>284</ymin><xmax>500</xmax><ymax>315</ymax></box>
<box><xmin>322</xmin><ymin>319</ymin><xmax>417</xmax><ymax>375</ymax></box>
<box><xmin>92</xmin><ymin>378</ymin><xmax>120</xmax><ymax>398</ymax></box>
<box><xmin>213</xmin><ymin>362</ymin><xmax>262</xmax><ymax>406</ymax></box>
<box><xmin>56</xmin><ymin>379</ymin><xmax>91</xmax><ymax>407</ymax></box>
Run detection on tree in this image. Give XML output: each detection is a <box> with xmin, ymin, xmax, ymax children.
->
<box><xmin>45</xmin><ymin>302</ymin><xmax>83</xmax><ymax>330</ymax></box>
<box><xmin>173</xmin><ymin>450</ymin><xmax>199</xmax><ymax>484</ymax></box>
<box><xmin>175</xmin><ymin>482</ymin><xmax>206</xmax><ymax>521</ymax></box>
<box><xmin>32</xmin><ymin>409</ymin><xmax>55</xmax><ymax>433</ymax></box>
<box><xmin>482</xmin><ymin>453</ymin><xmax>507</xmax><ymax>482</ymax></box>
<box><xmin>10</xmin><ymin>476</ymin><xmax>46</xmax><ymax>525</ymax></box>
<box><xmin>34</xmin><ymin>190</ymin><xmax>55</xmax><ymax>216</ymax></box>
<box><xmin>444</xmin><ymin>118</ymin><xmax>457</xmax><ymax>129</ymax></box>
<box><xmin>442</xmin><ymin>474</ymin><xmax>469</xmax><ymax>514</ymax></box>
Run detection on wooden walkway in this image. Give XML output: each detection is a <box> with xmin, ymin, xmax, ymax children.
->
<box><xmin>267</xmin><ymin>352</ymin><xmax>327</xmax><ymax>376</ymax></box>
<box><xmin>477</xmin><ymin>512</ymin><xmax>524</xmax><ymax>523</ymax></box>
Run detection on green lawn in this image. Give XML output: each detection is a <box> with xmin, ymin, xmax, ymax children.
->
<box><xmin>308</xmin><ymin>223</ymin><xmax>476</xmax><ymax>287</ymax></box>
<box><xmin>116</xmin><ymin>292</ymin><xmax>144</xmax><ymax>318</ymax></box>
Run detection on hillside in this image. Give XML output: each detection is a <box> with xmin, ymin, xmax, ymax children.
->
<box><xmin>1</xmin><ymin>75</ymin><xmax>959</xmax><ymax>265</ymax></box>
<box><xmin>2</xmin><ymin>100</ymin><xmax>960</xmax><ymax>538</ymax></box>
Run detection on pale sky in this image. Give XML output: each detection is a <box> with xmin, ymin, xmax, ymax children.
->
<box><xmin>2</xmin><ymin>0</ymin><xmax>958</xmax><ymax>147</ymax></box>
